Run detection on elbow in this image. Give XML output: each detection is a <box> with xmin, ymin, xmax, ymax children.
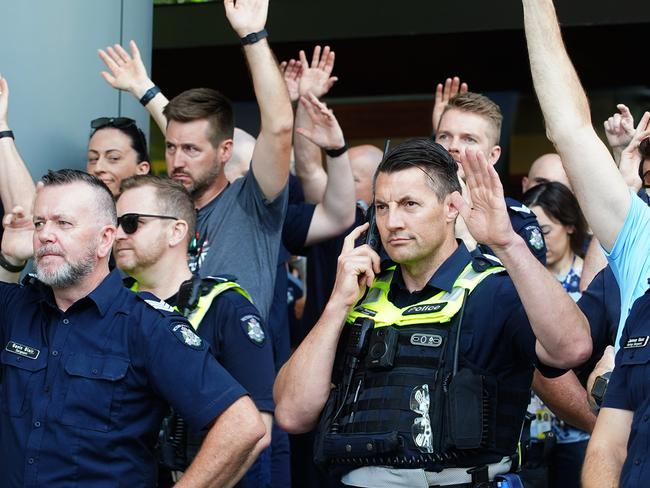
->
<box><xmin>263</xmin><ymin>115</ymin><xmax>294</xmax><ymax>139</ymax></box>
<box><xmin>274</xmin><ymin>402</ymin><xmax>317</xmax><ymax>435</ymax></box>
<box><xmin>246</xmin><ymin>412</ymin><xmax>269</xmax><ymax>453</ymax></box>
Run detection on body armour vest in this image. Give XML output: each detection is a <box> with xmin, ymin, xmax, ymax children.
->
<box><xmin>314</xmin><ymin>261</ymin><xmax>528</xmax><ymax>472</ymax></box>
<box><xmin>131</xmin><ymin>276</ymin><xmax>252</xmax><ymax>472</ymax></box>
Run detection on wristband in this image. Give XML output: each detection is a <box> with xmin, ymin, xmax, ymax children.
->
<box><xmin>139</xmin><ymin>86</ymin><xmax>161</xmax><ymax>107</ymax></box>
<box><xmin>0</xmin><ymin>130</ymin><xmax>14</xmax><ymax>140</ymax></box>
<box><xmin>325</xmin><ymin>143</ymin><xmax>348</xmax><ymax>158</ymax></box>
<box><xmin>240</xmin><ymin>29</ymin><xmax>268</xmax><ymax>46</ymax></box>
<box><xmin>0</xmin><ymin>253</ymin><xmax>26</xmax><ymax>273</ymax></box>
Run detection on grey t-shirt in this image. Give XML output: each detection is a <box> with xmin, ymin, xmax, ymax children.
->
<box><xmin>189</xmin><ymin>169</ymin><xmax>288</xmax><ymax>320</ymax></box>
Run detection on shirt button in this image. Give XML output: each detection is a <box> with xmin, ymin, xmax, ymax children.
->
<box><xmin>634</xmin><ymin>459</ymin><xmax>641</xmax><ymax>465</ymax></box>
<box><xmin>28</xmin><ymin>458</ymin><xmax>34</xmax><ymax>464</ymax></box>
<box><xmin>51</xmin><ymin>350</ymin><xmax>58</xmax><ymax>356</ymax></box>
<box><xmin>34</xmin><ymin>421</ymin><xmax>41</xmax><ymax>428</ymax></box>
<box><xmin>44</xmin><ymin>386</ymin><xmax>50</xmax><ymax>393</ymax></box>
<box><xmin>62</xmin><ymin>319</ymin><xmax>69</xmax><ymax>325</ymax></box>
<box><xmin>92</xmin><ymin>369</ymin><xmax>98</xmax><ymax>375</ymax></box>
<box><xmin>644</xmin><ymin>415</ymin><xmax>649</xmax><ymax>422</ymax></box>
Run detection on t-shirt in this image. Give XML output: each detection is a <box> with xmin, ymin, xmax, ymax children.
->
<box><xmin>189</xmin><ymin>169</ymin><xmax>288</xmax><ymax>321</ymax></box>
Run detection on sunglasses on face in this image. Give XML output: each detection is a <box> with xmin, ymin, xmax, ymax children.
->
<box><xmin>117</xmin><ymin>213</ymin><xmax>178</xmax><ymax>235</ymax></box>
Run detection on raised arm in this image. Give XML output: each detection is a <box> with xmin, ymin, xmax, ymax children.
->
<box><xmin>452</xmin><ymin>148</ymin><xmax>591</xmax><ymax>368</ymax></box>
<box><xmin>274</xmin><ymin>224</ymin><xmax>380</xmax><ymax>433</ymax></box>
<box><xmin>225</xmin><ymin>0</ymin><xmax>292</xmax><ymax>200</ymax></box>
<box><xmin>0</xmin><ymin>76</ymin><xmax>36</xmax><ymax>214</ymax></box>
<box><xmin>98</xmin><ymin>41</ymin><xmax>169</xmax><ymax>134</ymax></box>
<box><xmin>176</xmin><ymin>396</ymin><xmax>268</xmax><ymax>488</ymax></box>
<box><xmin>293</xmin><ymin>46</ymin><xmax>339</xmax><ymax>204</ymax></box>
<box><xmin>604</xmin><ymin>104</ymin><xmax>635</xmax><ymax>165</ymax></box>
<box><xmin>522</xmin><ymin>0</ymin><xmax>631</xmax><ymax>251</ymax></box>
<box><xmin>295</xmin><ymin>94</ymin><xmax>355</xmax><ymax>246</ymax></box>
<box><xmin>431</xmin><ymin>76</ymin><xmax>468</xmax><ymax>133</ymax></box>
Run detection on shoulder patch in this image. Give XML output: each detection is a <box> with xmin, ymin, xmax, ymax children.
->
<box><xmin>524</xmin><ymin>225</ymin><xmax>545</xmax><ymax>251</ymax></box>
<box><xmin>240</xmin><ymin>314</ymin><xmax>266</xmax><ymax>346</ymax></box>
<box><xmin>170</xmin><ymin>322</ymin><xmax>204</xmax><ymax>350</ymax></box>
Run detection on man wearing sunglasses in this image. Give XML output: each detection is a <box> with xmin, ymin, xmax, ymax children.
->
<box><xmin>98</xmin><ymin>0</ymin><xmax>292</xmax><ymax>322</ymax></box>
<box><xmin>0</xmin><ymin>169</ymin><xmax>267</xmax><ymax>487</ymax></box>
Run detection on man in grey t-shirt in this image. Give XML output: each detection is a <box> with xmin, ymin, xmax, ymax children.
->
<box><xmin>160</xmin><ymin>0</ymin><xmax>292</xmax><ymax>320</ymax></box>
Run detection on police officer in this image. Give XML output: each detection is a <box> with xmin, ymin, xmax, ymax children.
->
<box><xmin>114</xmin><ymin>174</ymin><xmax>275</xmax><ymax>487</ymax></box>
<box><xmin>274</xmin><ymin>138</ymin><xmax>591</xmax><ymax>487</ymax></box>
<box><xmin>0</xmin><ymin>169</ymin><xmax>267</xmax><ymax>487</ymax></box>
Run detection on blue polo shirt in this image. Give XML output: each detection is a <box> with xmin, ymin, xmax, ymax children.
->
<box><xmin>0</xmin><ymin>269</ymin><xmax>246</xmax><ymax>487</ymax></box>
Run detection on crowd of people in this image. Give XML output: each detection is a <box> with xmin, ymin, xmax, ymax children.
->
<box><xmin>0</xmin><ymin>0</ymin><xmax>648</xmax><ymax>487</ymax></box>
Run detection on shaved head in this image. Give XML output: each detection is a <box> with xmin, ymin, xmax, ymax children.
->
<box><xmin>349</xmin><ymin>145</ymin><xmax>383</xmax><ymax>204</ymax></box>
<box><xmin>522</xmin><ymin>153</ymin><xmax>571</xmax><ymax>193</ymax></box>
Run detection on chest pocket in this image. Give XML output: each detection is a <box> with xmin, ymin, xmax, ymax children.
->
<box><xmin>0</xmin><ymin>347</ymin><xmax>48</xmax><ymax>417</ymax></box>
<box><xmin>60</xmin><ymin>354</ymin><xmax>129</xmax><ymax>432</ymax></box>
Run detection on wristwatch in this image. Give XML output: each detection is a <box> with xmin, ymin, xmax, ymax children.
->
<box><xmin>591</xmin><ymin>371</ymin><xmax>612</xmax><ymax>407</ymax></box>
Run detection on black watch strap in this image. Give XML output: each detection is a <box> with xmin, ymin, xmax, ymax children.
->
<box><xmin>0</xmin><ymin>130</ymin><xmax>14</xmax><ymax>140</ymax></box>
<box><xmin>591</xmin><ymin>371</ymin><xmax>612</xmax><ymax>407</ymax></box>
<box><xmin>0</xmin><ymin>253</ymin><xmax>26</xmax><ymax>273</ymax></box>
<box><xmin>240</xmin><ymin>29</ymin><xmax>268</xmax><ymax>46</ymax></box>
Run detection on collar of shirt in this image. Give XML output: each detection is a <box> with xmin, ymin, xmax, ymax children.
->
<box><xmin>388</xmin><ymin>241</ymin><xmax>471</xmax><ymax>308</ymax></box>
<box><xmin>35</xmin><ymin>268</ymin><xmax>124</xmax><ymax>317</ymax></box>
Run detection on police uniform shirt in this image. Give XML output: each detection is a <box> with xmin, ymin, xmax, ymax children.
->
<box><xmin>169</xmin><ymin>288</ymin><xmax>275</xmax><ymax>414</ymax></box>
<box><xmin>0</xmin><ymin>269</ymin><xmax>247</xmax><ymax>488</ymax></box>
<box><xmin>333</xmin><ymin>243</ymin><xmax>564</xmax><ymax>464</ymax></box>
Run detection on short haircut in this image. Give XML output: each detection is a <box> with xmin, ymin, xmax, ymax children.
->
<box><xmin>41</xmin><ymin>169</ymin><xmax>117</xmax><ymax>225</ymax></box>
<box><xmin>163</xmin><ymin>88</ymin><xmax>234</xmax><ymax>148</ymax></box>
<box><xmin>119</xmin><ymin>175</ymin><xmax>196</xmax><ymax>240</ymax></box>
<box><xmin>443</xmin><ymin>92</ymin><xmax>503</xmax><ymax>146</ymax></box>
<box><xmin>374</xmin><ymin>137</ymin><xmax>461</xmax><ymax>200</ymax></box>
<box><xmin>522</xmin><ymin>181</ymin><xmax>588</xmax><ymax>258</ymax></box>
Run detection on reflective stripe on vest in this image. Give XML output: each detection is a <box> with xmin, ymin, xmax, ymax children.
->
<box><xmin>347</xmin><ymin>262</ymin><xmax>504</xmax><ymax>327</ymax></box>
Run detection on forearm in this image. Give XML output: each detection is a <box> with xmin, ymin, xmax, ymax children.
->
<box><xmin>532</xmin><ymin>370</ymin><xmax>596</xmax><ymax>433</ymax></box>
<box><xmin>0</xmin><ymin>136</ymin><xmax>35</xmax><ymax>212</ymax></box>
<box><xmin>493</xmin><ymin>235</ymin><xmax>591</xmax><ymax>368</ymax></box>
<box><xmin>294</xmin><ymin>103</ymin><xmax>327</xmax><ymax>203</ymax></box>
<box><xmin>274</xmin><ymin>297</ymin><xmax>349</xmax><ymax>433</ymax></box>
<box><xmin>177</xmin><ymin>397</ymin><xmax>267</xmax><ymax>488</ymax></box>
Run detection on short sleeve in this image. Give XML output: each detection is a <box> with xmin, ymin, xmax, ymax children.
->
<box><xmin>143</xmin><ymin>314</ymin><xmax>247</xmax><ymax>431</ymax></box>
<box><xmin>201</xmin><ymin>290</ymin><xmax>276</xmax><ymax>413</ymax></box>
<box><xmin>240</xmin><ymin>166</ymin><xmax>289</xmax><ymax>233</ymax></box>
<box><xmin>283</xmin><ymin>203</ymin><xmax>316</xmax><ymax>255</ymax></box>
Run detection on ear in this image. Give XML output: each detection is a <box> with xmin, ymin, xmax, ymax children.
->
<box><xmin>219</xmin><ymin>139</ymin><xmax>234</xmax><ymax>164</ymax></box>
<box><xmin>445</xmin><ymin>191</ymin><xmax>462</xmax><ymax>222</ymax></box>
<box><xmin>488</xmin><ymin>145</ymin><xmax>502</xmax><ymax>166</ymax></box>
<box><xmin>136</xmin><ymin>161</ymin><xmax>151</xmax><ymax>175</ymax></box>
<box><xmin>521</xmin><ymin>176</ymin><xmax>530</xmax><ymax>193</ymax></box>
<box><xmin>168</xmin><ymin>219</ymin><xmax>189</xmax><ymax>248</ymax></box>
<box><xmin>97</xmin><ymin>225</ymin><xmax>117</xmax><ymax>259</ymax></box>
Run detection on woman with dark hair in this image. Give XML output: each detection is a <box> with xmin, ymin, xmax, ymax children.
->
<box><xmin>86</xmin><ymin>117</ymin><xmax>150</xmax><ymax>196</ymax></box>
<box><xmin>521</xmin><ymin>181</ymin><xmax>589</xmax><ymax>487</ymax></box>
<box><xmin>523</xmin><ymin>181</ymin><xmax>588</xmax><ymax>301</ymax></box>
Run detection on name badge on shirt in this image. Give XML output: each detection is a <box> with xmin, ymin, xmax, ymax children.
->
<box><xmin>624</xmin><ymin>336</ymin><xmax>649</xmax><ymax>349</ymax></box>
<box><xmin>5</xmin><ymin>341</ymin><xmax>41</xmax><ymax>359</ymax></box>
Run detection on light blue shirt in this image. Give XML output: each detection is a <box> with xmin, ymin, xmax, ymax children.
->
<box><xmin>605</xmin><ymin>190</ymin><xmax>650</xmax><ymax>351</ymax></box>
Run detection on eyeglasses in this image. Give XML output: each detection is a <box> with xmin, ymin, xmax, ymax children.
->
<box><xmin>117</xmin><ymin>213</ymin><xmax>178</xmax><ymax>235</ymax></box>
<box><xmin>90</xmin><ymin>117</ymin><xmax>148</xmax><ymax>156</ymax></box>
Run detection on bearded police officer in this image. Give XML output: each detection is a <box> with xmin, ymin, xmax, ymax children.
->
<box><xmin>274</xmin><ymin>138</ymin><xmax>591</xmax><ymax>488</ymax></box>
<box><xmin>0</xmin><ymin>170</ymin><xmax>267</xmax><ymax>487</ymax></box>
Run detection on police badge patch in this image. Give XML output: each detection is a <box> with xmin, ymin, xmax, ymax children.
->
<box><xmin>240</xmin><ymin>314</ymin><xmax>265</xmax><ymax>346</ymax></box>
<box><xmin>525</xmin><ymin>225</ymin><xmax>545</xmax><ymax>251</ymax></box>
<box><xmin>171</xmin><ymin>322</ymin><xmax>203</xmax><ymax>349</ymax></box>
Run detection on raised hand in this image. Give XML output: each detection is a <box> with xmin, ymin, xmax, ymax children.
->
<box><xmin>295</xmin><ymin>94</ymin><xmax>345</xmax><ymax>151</ymax></box>
<box><xmin>432</xmin><ymin>76</ymin><xmax>468</xmax><ymax>133</ymax></box>
<box><xmin>451</xmin><ymin>148</ymin><xmax>515</xmax><ymax>250</ymax></box>
<box><xmin>98</xmin><ymin>41</ymin><xmax>153</xmax><ymax>97</ymax></box>
<box><xmin>330</xmin><ymin>223</ymin><xmax>381</xmax><ymax>309</ymax></box>
<box><xmin>0</xmin><ymin>75</ymin><xmax>9</xmax><ymax>129</ymax></box>
<box><xmin>2</xmin><ymin>205</ymin><xmax>35</xmax><ymax>264</ymax></box>
<box><xmin>298</xmin><ymin>46</ymin><xmax>338</xmax><ymax>98</ymax></box>
<box><xmin>224</xmin><ymin>0</ymin><xmax>268</xmax><ymax>38</ymax></box>
<box><xmin>279</xmin><ymin>59</ymin><xmax>302</xmax><ymax>102</ymax></box>
<box><xmin>604</xmin><ymin>104</ymin><xmax>636</xmax><ymax>153</ymax></box>
<box><xmin>619</xmin><ymin>111</ymin><xmax>650</xmax><ymax>191</ymax></box>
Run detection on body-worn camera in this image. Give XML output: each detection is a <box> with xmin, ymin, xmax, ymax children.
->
<box><xmin>365</xmin><ymin>326</ymin><xmax>399</xmax><ymax>369</ymax></box>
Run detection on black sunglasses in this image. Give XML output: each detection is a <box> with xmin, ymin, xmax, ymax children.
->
<box><xmin>117</xmin><ymin>213</ymin><xmax>178</xmax><ymax>235</ymax></box>
<box><xmin>90</xmin><ymin>117</ymin><xmax>148</xmax><ymax>155</ymax></box>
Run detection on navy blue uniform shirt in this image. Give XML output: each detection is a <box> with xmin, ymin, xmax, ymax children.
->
<box><xmin>0</xmin><ymin>269</ymin><xmax>246</xmax><ymax>487</ymax></box>
<box><xmin>602</xmin><ymin>287</ymin><xmax>650</xmax><ymax>488</ymax></box>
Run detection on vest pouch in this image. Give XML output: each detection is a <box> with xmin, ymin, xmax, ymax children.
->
<box><xmin>314</xmin><ymin>384</ymin><xmax>343</xmax><ymax>467</ymax></box>
<box><xmin>322</xmin><ymin>431</ymin><xmax>400</xmax><ymax>460</ymax></box>
<box><xmin>445</xmin><ymin>368</ymin><xmax>485</xmax><ymax>449</ymax></box>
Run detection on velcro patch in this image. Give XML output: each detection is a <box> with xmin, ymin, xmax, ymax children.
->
<box><xmin>402</xmin><ymin>303</ymin><xmax>447</xmax><ymax>316</ymax></box>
